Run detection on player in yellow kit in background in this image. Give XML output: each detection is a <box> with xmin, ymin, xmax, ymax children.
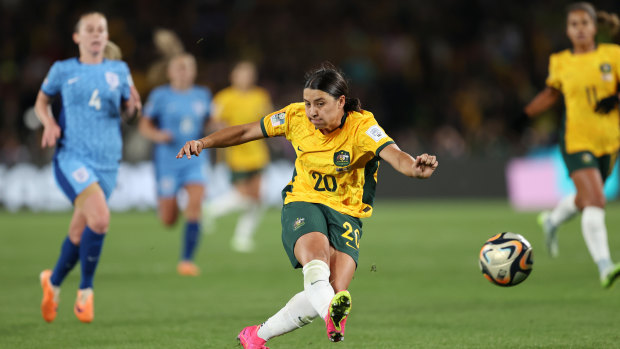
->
<box><xmin>203</xmin><ymin>61</ymin><xmax>272</xmax><ymax>252</ymax></box>
<box><xmin>178</xmin><ymin>62</ymin><xmax>438</xmax><ymax>348</ymax></box>
<box><xmin>524</xmin><ymin>2</ymin><xmax>620</xmax><ymax>288</ymax></box>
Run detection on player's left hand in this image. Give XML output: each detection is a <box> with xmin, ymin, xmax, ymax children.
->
<box><xmin>595</xmin><ymin>95</ymin><xmax>619</xmax><ymax>114</ymax></box>
<box><xmin>412</xmin><ymin>153</ymin><xmax>438</xmax><ymax>179</ymax></box>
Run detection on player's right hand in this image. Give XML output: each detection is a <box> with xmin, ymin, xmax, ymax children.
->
<box><xmin>176</xmin><ymin>140</ymin><xmax>203</xmax><ymax>159</ymax></box>
<box><xmin>41</xmin><ymin>123</ymin><xmax>61</xmax><ymax>148</ymax></box>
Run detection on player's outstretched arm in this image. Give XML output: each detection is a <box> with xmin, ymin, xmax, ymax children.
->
<box><xmin>34</xmin><ymin>90</ymin><xmax>61</xmax><ymax>148</ymax></box>
<box><xmin>524</xmin><ymin>86</ymin><xmax>560</xmax><ymax>117</ymax></box>
<box><xmin>378</xmin><ymin>143</ymin><xmax>438</xmax><ymax>179</ymax></box>
<box><xmin>177</xmin><ymin>120</ymin><xmax>264</xmax><ymax>159</ymax></box>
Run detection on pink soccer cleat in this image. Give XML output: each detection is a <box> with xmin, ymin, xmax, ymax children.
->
<box><xmin>325</xmin><ymin>290</ymin><xmax>352</xmax><ymax>342</ymax></box>
<box><xmin>237</xmin><ymin>325</ymin><xmax>269</xmax><ymax>349</ymax></box>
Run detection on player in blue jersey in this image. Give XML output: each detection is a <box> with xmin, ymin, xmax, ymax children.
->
<box><xmin>139</xmin><ymin>53</ymin><xmax>212</xmax><ymax>276</ymax></box>
<box><xmin>34</xmin><ymin>12</ymin><xmax>141</xmax><ymax>323</ymax></box>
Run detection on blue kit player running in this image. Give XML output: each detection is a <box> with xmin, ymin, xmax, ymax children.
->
<box><xmin>34</xmin><ymin>12</ymin><xmax>141</xmax><ymax>323</ymax></box>
<box><xmin>139</xmin><ymin>53</ymin><xmax>212</xmax><ymax>276</ymax></box>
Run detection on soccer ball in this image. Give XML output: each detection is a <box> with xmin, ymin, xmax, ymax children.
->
<box><xmin>479</xmin><ymin>232</ymin><xmax>533</xmax><ymax>287</ymax></box>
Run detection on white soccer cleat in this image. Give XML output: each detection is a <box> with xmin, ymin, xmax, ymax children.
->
<box><xmin>538</xmin><ymin>211</ymin><xmax>558</xmax><ymax>258</ymax></box>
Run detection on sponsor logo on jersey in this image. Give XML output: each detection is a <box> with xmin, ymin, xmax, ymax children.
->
<box><xmin>365</xmin><ymin>125</ymin><xmax>387</xmax><ymax>142</ymax></box>
<box><xmin>293</xmin><ymin>217</ymin><xmax>305</xmax><ymax>230</ymax></box>
<box><xmin>72</xmin><ymin>167</ymin><xmax>89</xmax><ymax>183</ymax></box>
<box><xmin>333</xmin><ymin>150</ymin><xmax>351</xmax><ymax>167</ymax></box>
<box><xmin>67</xmin><ymin>77</ymin><xmax>80</xmax><ymax>85</ymax></box>
<box><xmin>271</xmin><ymin>112</ymin><xmax>286</xmax><ymax>126</ymax></box>
<box><xmin>600</xmin><ymin>63</ymin><xmax>613</xmax><ymax>82</ymax></box>
<box><xmin>105</xmin><ymin>72</ymin><xmax>120</xmax><ymax>90</ymax></box>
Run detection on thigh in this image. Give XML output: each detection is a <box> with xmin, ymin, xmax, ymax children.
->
<box><xmin>76</xmin><ymin>182</ymin><xmax>110</xmax><ymax>233</ymax></box>
<box><xmin>571</xmin><ymin>167</ymin><xmax>605</xmax><ymax>208</ymax></box>
<box><xmin>281</xmin><ymin>202</ymin><xmax>329</xmax><ymax>268</ymax></box>
<box><xmin>322</xmin><ymin>205</ymin><xmax>363</xmax><ymax>268</ymax></box>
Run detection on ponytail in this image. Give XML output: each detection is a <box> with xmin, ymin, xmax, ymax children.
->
<box><xmin>344</xmin><ymin>97</ymin><xmax>361</xmax><ymax>113</ymax></box>
<box><xmin>597</xmin><ymin>10</ymin><xmax>620</xmax><ymax>36</ymax></box>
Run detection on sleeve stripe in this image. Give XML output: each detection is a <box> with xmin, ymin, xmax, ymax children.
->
<box><xmin>260</xmin><ymin>117</ymin><xmax>269</xmax><ymax>138</ymax></box>
<box><xmin>375</xmin><ymin>141</ymin><xmax>395</xmax><ymax>157</ymax></box>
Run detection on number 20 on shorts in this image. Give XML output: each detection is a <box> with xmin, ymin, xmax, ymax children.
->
<box><xmin>341</xmin><ymin>222</ymin><xmax>360</xmax><ymax>250</ymax></box>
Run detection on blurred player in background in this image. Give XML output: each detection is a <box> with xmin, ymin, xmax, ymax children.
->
<box><xmin>203</xmin><ymin>61</ymin><xmax>272</xmax><ymax>252</ymax></box>
<box><xmin>35</xmin><ymin>12</ymin><xmax>141</xmax><ymax>323</ymax></box>
<box><xmin>177</xmin><ymin>63</ymin><xmax>438</xmax><ymax>348</ymax></box>
<box><xmin>524</xmin><ymin>2</ymin><xmax>620</xmax><ymax>288</ymax></box>
<box><xmin>139</xmin><ymin>53</ymin><xmax>212</xmax><ymax>276</ymax></box>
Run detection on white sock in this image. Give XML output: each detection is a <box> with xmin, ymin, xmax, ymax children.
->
<box><xmin>581</xmin><ymin>206</ymin><xmax>613</xmax><ymax>277</ymax></box>
<box><xmin>256</xmin><ymin>291</ymin><xmax>318</xmax><ymax>341</ymax></box>
<box><xmin>233</xmin><ymin>202</ymin><xmax>265</xmax><ymax>243</ymax></box>
<box><xmin>549</xmin><ymin>194</ymin><xmax>578</xmax><ymax>227</ymax></box>
<box><xmin>303</xmin><ymin>260</ymin><xmax>334</xmax><ymax>319</ymax></box>
<box><xmin>205</xmin><ymin>190</ymin><xmax>249</xmax><ymax>218</ymax></box>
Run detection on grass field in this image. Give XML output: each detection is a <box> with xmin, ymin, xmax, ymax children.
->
<box><xmin>1</xmin><ymin>199</ymin><xmax>620</xmax><ymax>349</ymax></box>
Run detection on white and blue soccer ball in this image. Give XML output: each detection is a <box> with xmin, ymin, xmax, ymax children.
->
<box><xmin>479</xmin><ymin>232</ymin><xmax>534</xmax><ymax>287</ymax></box>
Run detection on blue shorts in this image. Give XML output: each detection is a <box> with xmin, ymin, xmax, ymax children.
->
<box><xmin>155</xmin><ymin>157</ymin><xmax>207</xmax><ymax>198</ymax></box>
<box><xmin>53</xmin><ymin>154</ymin><xmax>118</xmax><ymax>203</ymax></box>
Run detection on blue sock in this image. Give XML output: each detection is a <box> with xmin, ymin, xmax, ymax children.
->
<box><xmin>79</xmin><ymin>226</ymin><xmax>106</xmax><ymax>289</ymax></box>
<box><xmin>182</xmin><ymin>221</ymin><xmax>200</xmax><ymax>261</ymax></box>
<box><xmin>50</xmin><ymin>236</ymin><xmax>80</xmax><ymax>287</ymax></box>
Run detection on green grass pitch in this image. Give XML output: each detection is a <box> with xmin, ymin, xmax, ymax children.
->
<box><xmin>1</xmin><ymin>200</ymin><xmax>620</xmax><ymax>348</ymax></box>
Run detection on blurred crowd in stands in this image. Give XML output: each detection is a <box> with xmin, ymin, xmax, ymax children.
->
<box><xmin>2</xmin><ymin>0</ymin><xmax>619</xmax><ymax>167</ymax></box>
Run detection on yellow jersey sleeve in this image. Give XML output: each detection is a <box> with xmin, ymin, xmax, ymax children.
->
<box><xmin>260</xmin><ymin>104</ymin><xmax>292</xmax><ymax>138</ymax></box>
<box><xmin>356</xmin><ymin>112</ymin><xmax>395</xmax><ymax>156</ymax></box>
<box><xmin>546</xmin><ymin>53</ymin><xmax>562</xmax><ymax>91</ymax></box>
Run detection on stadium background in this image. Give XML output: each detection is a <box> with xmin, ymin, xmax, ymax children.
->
<box><xmin>1</xmin><ymin>0</ymin><xmax>619</xmax><ymax>205</ymax></box>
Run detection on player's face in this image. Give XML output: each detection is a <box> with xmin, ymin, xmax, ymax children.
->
<box><xmin>231</xmin><ymin>62</ymin><xmax>256</xmax><ymax>90</ymax></box>
<box><xmin>73</xmin><ymin>14</ymin><xmax>108</xmax><ymax>56</ymax></box>
<box><xmin>566</xmin><ymin>10</ymin><xmax>596</xmax><ymax>47</ymax></box>
<box><xmin>303</xmin><ymin>88</ymin><xmax>345</xmax><ymax>131</ymax></box>
<box><xmin>168</xmin><ymin>56</ymin><xmax>197</xmax><ymax>88</ymax></box>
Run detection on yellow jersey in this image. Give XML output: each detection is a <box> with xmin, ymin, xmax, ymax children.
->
<box><xmin>546</xmin><ymin>43</ymin><xmax>620</xmax><ymax>156</ymax></box>
<box><xmin>261</xmin><ymin>103</ymin><xmax>395</xmax><ymax>218</ymax></box>
<box><xmin>212</xmin><ymin>86</ymin><xmax>272</xmax><ymax>171</ymax></box>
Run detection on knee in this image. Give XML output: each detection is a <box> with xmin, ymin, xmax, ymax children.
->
<box><xmin>577</xmin><ymin>193</ymin><xmax>606</xmax><ymax>209</ymax></box>
<box><xmin>89</xmin><ymin>212</ymin><xmax>110</xmax><ymax>233</ymax></box>
<box><xmin>160</xmin><ymin>214</ymin><xmax>177</xmax><ymax>227</ymax></box>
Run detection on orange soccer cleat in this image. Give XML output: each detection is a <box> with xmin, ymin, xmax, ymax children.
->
<box><xmin>40</xmin><ymin>269</ymin><xmax>59</xmax><ymax>323</ymax></box>
<box><xmin>74</xmin><ymin>288</ymin><xmax>94</xmax><ymax>323</ymax></box>
<box><xmin>177</xmin><ymin>261</ymin><xmax>200</xmax><ymax>276</ymax></box>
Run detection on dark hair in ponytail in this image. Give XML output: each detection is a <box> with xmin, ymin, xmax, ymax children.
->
<box><xmin>304</xmin><ymin>62</ymin><xmax>362</xmax><ymax>113</ymax></box>
<box><xmin>567</xmin><ymin>2</ymin><xmax>620</xmax><ymax>35</ymax></box>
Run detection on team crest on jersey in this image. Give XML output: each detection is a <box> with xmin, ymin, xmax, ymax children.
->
<box><xmin>581</xmin><ymin>153</ymin><xmax>594</xmax><ymax>164</ymax></box>
<box><xmin>600</xmin><ymin>63</ymin><xmax>613</xmax><ymax>81</ymax></box>
<box><xmin>105</xmin><ymin>72</ymin><xmax>120</xmax><ymax>90</ymax></box>
<box><xmin>333</xmin><ymin>150</ymin><xmax>351</xmax><ymax>167</ymax></box>
<box><xmin>271</xmin><ymin>112</ymin><xmax>286</xmax><ymax>126</ymax></box>
<box><xmin>293</xmin><ymin>217</ymin><xmax>305</xmax><ymax>230</ymax></box>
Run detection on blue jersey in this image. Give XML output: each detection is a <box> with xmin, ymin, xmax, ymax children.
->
<box><xmin>143</xmin><ymin>85</ymin><xmax>212</xmax><ymax>165</ymax></box>
<box><xmin>41</xmin><ymin>58</ymin><xmax>133</xmax><ymax>170</ymax></box>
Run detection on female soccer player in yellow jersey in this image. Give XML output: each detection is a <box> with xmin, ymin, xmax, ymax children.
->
<box><xmin>177</xmin><ymin>63</ymin><xmax>438</xmax><ymax>348</ymax></box>
<box><xmin>524</xmin><ymin>2</ymin><xmax>620</xmax><ymax>288</ymax></box>
<box><xmin>203</xmin><ymin>61</ymin><xmax>272</xmax><ymax>252</ymax></box>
